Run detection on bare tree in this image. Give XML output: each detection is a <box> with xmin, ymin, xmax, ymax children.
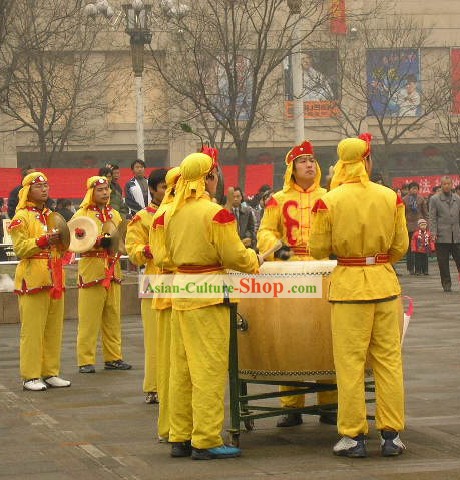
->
<box><xmin>318</xmin><ymin>14</ymin><xmax>451</xmax><ymax>177</ymax></box>
<box><xmin>148</xmin><ymin>0</ymin><xmax>332</xmax><ymax>186</ymax></box>
<box><xmin>0</xmin><ymin>0</ymin><xmax>122</xmax><ymax>165</ymax></box>
<box><xmin>0</xmin><ymin>0</ymin><xmax>13</xmax><ymax>45</ymax></box>
<box><xmin>0</xmin><ymin>0</ymin><xmax>14</xmax><ymax>95</ymax></box>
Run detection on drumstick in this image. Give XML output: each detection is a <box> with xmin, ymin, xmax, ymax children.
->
<box><xmin>261</xmin><ymin>240</ymin><xmax>283</xmax><ymax>260</ymax></box>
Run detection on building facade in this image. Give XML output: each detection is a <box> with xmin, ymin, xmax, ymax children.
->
<box><xmin>1</xmin><ymin>0</ymin><xmax>460</xmax><ymax>192</ymax></box>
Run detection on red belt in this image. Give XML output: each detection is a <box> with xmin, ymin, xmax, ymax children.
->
<box><xmin>291</xmin><ymin>246</ymin><xmax>309</xmax><ymax>256</ymax></box>
<box><xmin>81</xmin><ymin>252</ymin><xmax>107</xmax><ymax>258</ymax></box>
<box><xmin>177</xmin><ymin>264</ymin><xmax>224</xmax><ymax>274</ymax></box>
<box><xmin>337</xmin><ymin>254</ymin><xmax>390</xmax><ymax>266</ymax></box>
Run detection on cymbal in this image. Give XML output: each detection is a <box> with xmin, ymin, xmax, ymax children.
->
<box><xmin>110</xmin><ymin>219</ymin><xmax>128</xmax><ymax>255</ymax></box>
<box><xmin>102</xmin><ymin>219</ymin><xmax>117</xmax><ymax>236</ymax></box>
<box><xmin>215</xmin><ymin>165</ymin><xmax>225</xmax><ymax>205</ymax></box>
<box><xmin>67</xmin><ymin>216</ymin><xmax>98</xmax><ymax>253</ymax></box>
<box><xmin>46</xmin><ymin>212</ymin><xmax>70</xmax><ymax>252</ymax></box>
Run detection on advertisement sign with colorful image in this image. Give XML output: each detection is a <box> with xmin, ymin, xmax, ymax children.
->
<box><xmin>284</xmin><ymin>50</ymin><xmax>339</xmax><ymax>119</ymax></box>
<box><xmin>367</xmin><ymin>49</ymin><xmax>421</xmax><ymax>117</ymax></box>
<box><xmin>216</xmin><ymin>55</ymin><xmax>253</xmax><ymax>121</ymax></box>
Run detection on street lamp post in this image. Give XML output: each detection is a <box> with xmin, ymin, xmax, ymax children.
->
<box><xmin>122</xmin><ymin>1</ymin><xmax>152</xmax><ymax>162</ymax></box>
<box><xmin>287</xmin><ymin>0</ymin><xmax>304</xmax><ymax>144</ymax></box>
<box><xmin>85</xmin><ymin>0</ymin><xmax>152</xmax><ymax>162</ymax></box>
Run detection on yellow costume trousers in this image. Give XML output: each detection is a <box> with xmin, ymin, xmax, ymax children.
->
<box><xmin>18</xmin><ymin>291</ymin><xmax>64</xmax><ymax>380</ymax></box>
<box><xmin>156</xmin><ymin>307</ymin><xmax>172</xmax><ymax>439</ymax></box>
<box><xmin>141</xmin><ymin>298</ymin><xmax>157</xmax><ymax>393</ymax></box>
<box><xmin>331</xmin><ymin>299</ymin><xmax>405</xmax><ymax>438</ymax></box>
<box><xmin>169</xmin><ymin>305</ymin><xmax>229</xmax><ymax>449</ymax></box>
<box><xmin>280</xmin><ymin>380</ymin><xmax>338</xmax><ymax>409</ymax></box>
<box><xmin>77</xmin><ymin>283</ymin><xmax>122</xmax><ymax>366</ymax></box>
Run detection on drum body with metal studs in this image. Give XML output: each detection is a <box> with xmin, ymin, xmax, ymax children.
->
<box><xmin>236</xmin><ymin>260</ymin><xmax>337</xmax><ymax>381</ymax></box>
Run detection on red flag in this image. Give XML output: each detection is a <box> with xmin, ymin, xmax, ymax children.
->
<box><xmin>330</xmin><ymin>0</ymin><xmax>347</xmax><ymax>35</ymax></box>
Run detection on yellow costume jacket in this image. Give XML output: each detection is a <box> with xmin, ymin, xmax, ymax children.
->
<box><xmin>310</xmin><ymin>183</ymin><xmax>408</xmax><ymax>301</ymax></box>
<box><xmin>150</xmin><ymin>204</ymin><xmax>176</xmax><ymax>311</ymax></box>
<box><xmin>126</xmin><ymin>204</ymin><xmax>158</xmax><ymax>275</ymax></box>
<box><xmin>165</xmin><ymin>193</ymin><xmax>259</xmax><ymax>310</ymax></box>
<box><xmin>72</xmin><ymin>205</ymin><xmax>122</xmax><ymax>287</ymax></box>
<box><xmin>9</xmin><ymin>204</ymin><xmax>65</xmax><ymax>294</ymax></box>
<box><xmin>257</xmin><ymin>183</ymin><xmax>326</xmax><ymax>260</ymax></box>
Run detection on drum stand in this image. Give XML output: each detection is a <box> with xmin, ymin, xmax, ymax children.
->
<box><xmin>227</xmin><ymin>303</ymin><xmax>376</xmax><ymax>447</ymax></box>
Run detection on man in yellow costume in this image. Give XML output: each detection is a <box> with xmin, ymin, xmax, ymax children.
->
<box><xmin>9</xmin><ymin>172</ymin><xmax>71</xmax><ymax>391</ymax></box>
<box><xmin>149</xmin><ymin>166</ymin><xmax>181</xmax><ymax>442</ymax></box>
<box><xmin>165</xmin><ymin>151</ymin><xmax>261</xmax><ymax>460</ymax></box>
<box><xmin>257</xmin><ymin>140</ymin><xmax>337</xmax><ymax>427</ymax></box>
<box><xmin>126</xmin><ymin>169</ymin><xmax>167</xmax><ymax>404</ymax></box>
<box><xmin>74</xmin><ymin>176</ymin><xmax>132</xmax><ymax>373</ymax></box>
<box><xmin>310</xmin><ymin>133</ymin><xmax>408</xmax><ymax>458</ymax></box>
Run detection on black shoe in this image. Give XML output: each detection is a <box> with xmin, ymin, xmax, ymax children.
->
<box><xmin>170</xmin><ymin>441</ymin><xmax>192</xmax><ymax>457</ymax></box>
<box><xmin>319</xmin><ymin>412</ymin><xmax>337</xmax><ymax>425</ymax></box>
<box><xmin>443</xmin><ymin>287</ymin><xmax>452</xmax><ymax>292</ymax></box>
<box><xmin>145</xmin><ymin>392</ymin><xmax>159</xmax><ymax>404</ymax></box>
<box><xmin>79</xmin><ymin>364</ymin><xmax>95</xmax><ymax>374</ymax></box>
<box><xmin>276</xmin><ymin>413</ymin><xmax>303</xmax><ymax>427</ymax></box>
<box><xmin>380</xmin><ymin>430</ymin><xmax>406</xmax><ymax>457</ymax></box>
<box><xmin>333</xmin><ymin>434</ymin><xmax>367</xmax><ymax>458</ymax></box>
<box><xmin>104</xmin><ymin>360</ymin><xmax>132</xmax><ymax>370</ymax></box>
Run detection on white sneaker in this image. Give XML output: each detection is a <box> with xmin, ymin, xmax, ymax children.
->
<box><xmin>44</xmin><ymin>376</ymin><xmax>71</xmax><ymax>388</ymax></box>
<box><xmin>23</xmin><ymin>379</ymin><xmax>47</xmax><ymax>391</ymax></box>
<box><xmin>333</xmin><ymin>434</ymin><xmax>367</xmax><ymax>457</ymax></box>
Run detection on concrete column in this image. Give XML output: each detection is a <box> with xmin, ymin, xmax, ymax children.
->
<box><xmin>167</xmin><ymin>136</ymin><xmax>199</xmax><ymax>167</ymax></box>
<box><xmin>134</xmin><ymin>74</ymin><xmax>145</xmax><ymax>161</ymax></box>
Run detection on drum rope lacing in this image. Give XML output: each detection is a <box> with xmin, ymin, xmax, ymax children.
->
<box><xmin>239</xmin><ymin>368</ymin><xmax>374</xmax><ymax>378</ymax></box>
<box><xmin>228</xmin><ymin>272</ymin><xmax>333</xmax><ymax>278</ymax></box>
<box><xmin>239</xmin><ymin>369</ymin><xmax>337</xmax><ymax>377</ymax></box>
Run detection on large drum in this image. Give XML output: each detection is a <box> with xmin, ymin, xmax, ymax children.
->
<box><xmin>235</xmin><ymin>260</ymin><xmax>337</xmax><ymax>381</ymax></box>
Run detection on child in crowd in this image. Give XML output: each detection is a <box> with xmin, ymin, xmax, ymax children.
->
<box><xmin>411</xmin><ymin>218</ymin><xmax>435</xmax><ymax>275</ymax></box>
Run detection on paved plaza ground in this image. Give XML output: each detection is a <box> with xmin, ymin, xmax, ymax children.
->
<box><xmin>0</xmin><ymin>262</ymin><xmax>459</xmax><ymax>479</ymax></box>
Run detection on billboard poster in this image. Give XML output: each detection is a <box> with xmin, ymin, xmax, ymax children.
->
<box><xmin>367</xmin><ymin>49</ymin><xmax>421</xmax><ymax>117</ymax></box>
<box><xmin>284</xmin><ymin>50</ymin><xmax>339</xmax><ymax>119</ymax></box>
<box><xmin>451</xmin><ymin>48</ymin><xmax>460</xmax><ymax>114</ymax></box>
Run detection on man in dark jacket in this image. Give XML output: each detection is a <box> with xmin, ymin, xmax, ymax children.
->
<box><xmin>429</xmin><ymin>176</ymin><xmax>460</xmax><ymax>292</ymax></box>
<box><xmin>125</xmin><ymin>159</ymin><xmax>150</xmax><ymax>216</ymax></box>
<box><xmin>105</xmin><ymin>164</ymin><xmax>129</xmax><ymax>218</ymax></box>
<box><xmin>232</xmin><ymin>187</ymin><xmax>256</xmax><ymax>248</ymax></box>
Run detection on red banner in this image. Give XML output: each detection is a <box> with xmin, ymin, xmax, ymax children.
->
<box><xmin>330</xmin><ymin>0</ymin><xmax>347</xmax><ymax>35</ymax></box>
<box><xmin>245</xmin><ymin>164</ymin><xmax>274</xmax><ymax>197</ymax></box>
<box><xmin>0</xmin><ymin>168</ymin><xmax>136</xmax><ymax>198</ymax></box>
<box><xmin>0</xmin><ymin>164</ymin><xmax>272</xmax><ymax>202</ymax></box>
<box><xmin>392</xmin><ymin>175</ymin><xmax>460</xmax><ymax>197</ymax></box>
